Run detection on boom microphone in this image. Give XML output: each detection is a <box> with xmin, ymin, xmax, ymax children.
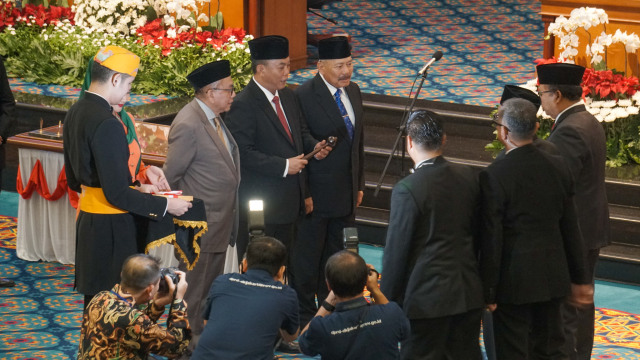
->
<box><xmin>418</xmin><ymin>51</ymin><xmax>443</xmax><ymax>75</ymax></box>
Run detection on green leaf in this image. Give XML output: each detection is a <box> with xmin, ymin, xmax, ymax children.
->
<box><xmin>211</xmin><ymin>12</ymin><xmax>224</xmax><ymax>31</ymax></box>
<box><xmin>593</xmin><ymin>60</ymin><xmax>607</xmax><ymax>71</ymax></box>
<box><xmin>145</xmin><ymin>5</ymin><xmax>158</xmax><ymax>22</ymax></box>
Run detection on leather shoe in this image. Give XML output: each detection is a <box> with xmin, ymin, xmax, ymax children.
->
<box><xmin>276</xmin><ymin>340</ymin><xmax>301</xmax><ymax>354</ymax></box>
<box><xmin>0</xmin><ymin>278</ymin><xmax>15</xmax><ymax>287</ymax></box>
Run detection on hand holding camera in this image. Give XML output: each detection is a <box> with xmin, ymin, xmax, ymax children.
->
<box><xmin>365</xmin><ymin>264</ymin><xmax>379</xmax><ymax>291</ymax></box>
<box><xmin>154</xmin><ymin>268</ymin><xmax>188</xmax><ymax>307</ymax></box>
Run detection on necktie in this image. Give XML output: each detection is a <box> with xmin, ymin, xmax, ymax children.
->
<box><xmin>272</xmin><ymin>96</ymin><xmax>293</xmax><ymax>143</ymax></box>
<box><xmin>213</xmin><ymin>116</ymin><xmax>228</xmax><ymax>149</ymax></box>
<box><xmin>335</xmin><ymin>89</ymin><xmax>354</xmax><ymax>140</ymax></box>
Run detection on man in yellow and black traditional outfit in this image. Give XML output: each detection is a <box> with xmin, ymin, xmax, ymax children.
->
<box><xmin>63</xmin><ymin>46</ymin><xmax>191</xmax><ymax>307</ymax></box>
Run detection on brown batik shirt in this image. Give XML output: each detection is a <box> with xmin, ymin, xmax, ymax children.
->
<box><xmin>78</xmin><ymin>284</ymin><xmax>191</xmax><ymax>359</ymax></box>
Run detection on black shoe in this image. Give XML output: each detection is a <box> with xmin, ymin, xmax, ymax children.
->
<box><xmin>0</xmin><ymin>278</ymin><xmax>15</xmax><ymax>287</ymax></box>
<box><xmin>276</xmin><ymin>340</ymin><xmax>301</xmax><ymax>354</ymax></box>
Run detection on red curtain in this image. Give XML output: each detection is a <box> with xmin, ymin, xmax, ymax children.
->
<box><xmin>16</xmin><ymin>160</ymin><xmax>79</xmax><ymax>208</ymax></box>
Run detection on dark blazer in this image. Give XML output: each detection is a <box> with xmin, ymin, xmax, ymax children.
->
<box><xmin>381</xmin><ymin>156</ymin><xmax>484</xmax><ymax>319</ymax></box>
<box><xmin>294</xmin><ymin>74</ymin><xmax>365</xmax><ymax>218</ymax></box>
<box><xmin>548</xmin><ymin>104</ymin><xmax>610</xmax><ymax>250</ymax></box>
<box><xmin>480</xmin><ymin>144</ymin><xmax>589</xmax><ymax>305</ymax></box>
<box><xmin>0</xmin><ymin>55</ymin><xmax>15</xmax><ymax>172</ymax></box>
<box><xmin>225</xmin><ymin>79</ymin><xmax>317</xmax><ymax>225</ymax></box>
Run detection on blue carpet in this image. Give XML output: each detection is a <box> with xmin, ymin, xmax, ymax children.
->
<box><xmin>0</xmin><ymin>191</ymin><xmax>17</xmax><ymax>218</ymax></box>
<box><xmin>289</xmin><ymin>0</ymin><xmax>543</xmax><ymax>107</ymax></box>
<box><xmin>8</xmin><ymin>78</ymin><xmax>173</xmax><ymax>107</ymax></box>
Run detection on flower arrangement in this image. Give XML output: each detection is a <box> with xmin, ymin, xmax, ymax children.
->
<box><xmin>0</xmin><ymin>1</ymin><xmax>252</xmax><ymax>97</ymax></box>
<box><xmin>545</xmin><ymin>7</ymin><xmax>640</xmax><ymax>68</ymax></box>
<box><xmin>73</xmin><ymin>0</ymin><xmax>151</xmax><ymax>35</ymax></box>
<box><xmin>487</xmin><ymin>7</ymin><xmax>640</xmax><ymax>168</ymax></box>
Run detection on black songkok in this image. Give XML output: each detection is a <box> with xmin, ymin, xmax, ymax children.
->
<box><xmin>187</xmin><ymin>60</ymin><xmax>231</xmax><ymax>90</ymax></box>
<box><xmin>536</xmin><ymin>63</ymin><xmax>585</xmax><ymax>86</ymax></box>
<box><xmin>249</xmin><ymin>35</ymin><xmax>289</xmax><ymax>60</ymax></box>
<box><xmin>500</xmin><ymin>85</ymin><xmax>541</xmax><ymax>109</ymax></box>
<box><xmin>318</xmin><ymin>36</ymin><xmax>351</xmax><ymax>60</ymax></box>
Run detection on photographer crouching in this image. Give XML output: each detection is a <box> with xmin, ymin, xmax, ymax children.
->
<box><xmin>78</xmin><ymin>254</ymin><xmax>191</xmax><ymax>359</ymax></box>
<box><xmin>298</xmin><ymin>250</ymin><xmax>410</xmax><ymax>359</ymax></box>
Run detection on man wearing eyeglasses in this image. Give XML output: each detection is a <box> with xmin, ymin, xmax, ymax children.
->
<box><xmin>536</xmin><ymin>63</ymin><xmax>609</xmax><ymax>360</ymax></box>
<box><xmin>163</xmin><ymin>60</ymin><xmax>241</xmax><ymax>349</ymax></box>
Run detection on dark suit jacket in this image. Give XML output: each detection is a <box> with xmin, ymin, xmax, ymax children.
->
<box><xmin>294</xmin><ymin>74</ymin><xmax>365</xmax><ymax>217</ymax></box>
<box><xmin>381</xmin><ymin>156</ymin><xmax>484</xmax><ymax>319</ymax></box>
<box><xmin>548</xmin><ymin>104</ymin><xmax>610</xmax><ymax>250</ymax></box>
<box><xmin>225</xmin><ymin>79</ymin><xmax>318</xmax><ymax>225</ymax></box>
<box><xmin>480</xmin><ymin>144</ymin><xmax>589</xmax><ymax>305</ymax></box>
<box><xmin>0</xmin><ymin>55</ymin><xmax>15</xmax><ymax>171</ymax></box>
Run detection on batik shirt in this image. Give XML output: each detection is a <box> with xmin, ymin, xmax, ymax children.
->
<box><xmin>78</xmin><ymin>284</ymin><xmax>191</xmax><ymax>359</ymax></box>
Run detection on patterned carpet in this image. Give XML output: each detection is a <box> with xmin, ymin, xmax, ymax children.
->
<box><xmin>1</xmin><ymin>216</ymin><xmax>640</xmax><ymax>359</ymax></box>
<box><xmin>8</xmin><ymin>78</ymin><xmax>173</xmax><ymax>107</ymax></box>
<box><xmin>289</xmin><ymin>0</ymin><xmax>543</xmax><ymax>106</ymax></box>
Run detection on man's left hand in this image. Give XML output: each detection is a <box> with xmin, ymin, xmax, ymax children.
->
<box><xmin>568</xmin><ymin>283</ymin><xmax>594</xmax><ymax>308</ymax></box>
<box><xmin>305</xmin><ymin>197</ymin><xmax>313</xmax><ymax>214</ymax></box>
<box><xmin>313</xmin><ymin>140</ymin><xmax>332</xmax><ymax>160</ymax></box>
<box><xmin>154</xmin><ymin>270</ymin><xmax>187</xmax><ymax>308</ymax></box>
<box><xmin>136</xmin><ymin>184</ymin><xmax>159</xmax><ymax>194</ymax></box>
<box><xmin>357</xmin><ymin>191</ymin><xmax>364</xmax><ymax>207</ymax></box>
<box><xmin>146</xmin><ymin>166</ymin><xmax>171</xmax><ymax>191</ymax></box>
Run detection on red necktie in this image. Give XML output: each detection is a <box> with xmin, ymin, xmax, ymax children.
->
<box><xmin>272</xmin><ymin>95</ymin><xmax>293</xmax><ymax>143</ymax></box>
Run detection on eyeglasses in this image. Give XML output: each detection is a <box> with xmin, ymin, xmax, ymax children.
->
<box><xmin>212</xmin><ymin>87</ymin><xmax>235</xmax><ymax>94</ymax></box>
<box><xmin>491</xmin><ymin>120</ymin><xmax>510</xmax><ymax>131</ymax></box>
<box><xmin>537</xmin><ymin>90</ymin><xmax>556</xmax><ymax>96</ymax></box>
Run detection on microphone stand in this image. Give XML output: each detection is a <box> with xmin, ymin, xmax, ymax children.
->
<box><xmin>373</xmin><ymin>69</ymin><xmax>431</xmax><ymax>197</ymax></box>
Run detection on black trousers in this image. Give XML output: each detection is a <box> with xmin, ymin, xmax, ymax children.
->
<box><xmin>563</xmin><ymin>248</ymin><xmax>600</xmax><ymax>360</ymax></box>
<box><xmin>401</xmin><ymin>308</ymin><xmax>483</xmax><ymax>360</ymax></box>
<box><xmin>493</xmin><ymin>297</ymin><xmax>567</xmax><ymax>360</ymax></box>
<box><xmin>292</xmin><ymin>213</ymin><xmax>354</xmax><ymax>327</ymax></box>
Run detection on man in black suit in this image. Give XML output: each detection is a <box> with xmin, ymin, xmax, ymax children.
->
<box><xmin>225</xmin><ymin>35</ymin><xmax>330</xmax><ymax>266</ymax></box>
<box><xmin>480</xmin><ymin>98</ymin><xmax>591</xmax><ymax>359</ymax></box>
<box><xmin>0</xmin><ymin>55</ymin><xmax>15</xmax><ymax>195</ymax></box>
<box><xmin>537</xmin><ymin>63</ymin><xmax>610</xmax><ymax>360</ymax></box>
<box><xmin>0</xmin><ymin>55</ymin><xmax>15</xmax><ymax>289</ymax></box>
<box><xmin>292</xmin><ymin>36</ymin><xmax>365</xmax><ymax>327</ymax></box>
<box><xmin>381</xmin><ymin>110</ymin><xmax>484</xmax><ymax>359</ymax></box>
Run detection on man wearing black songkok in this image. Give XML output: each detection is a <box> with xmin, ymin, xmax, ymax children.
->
<box><xmin>163</xmin><ymin>60</ymin><xmax>240</xmax><ymax>348</ymax></box>
<box><xmin>537</xmin><ymin>63</ymin><xmax>610</xmax><ymax>360</ymax></box>
<box><xmin>292</xmin><ymin>36</ymin><xmax>365</xmax><ymax>328</ymax></box>
<box><xmin>225</xmin><ymin>36</ymin><xmax>330</xmax><ymax>275</ymax></box>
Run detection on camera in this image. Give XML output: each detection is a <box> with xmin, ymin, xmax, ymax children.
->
<box><xmin>158</xmin><ymin>267</ymin><xmax>179</xmax><ymax>294</ymax></box>
<box><xmin>343</xmin><ymin>227</ymin><xmax>359</xmax><ymax>253</ymax></box>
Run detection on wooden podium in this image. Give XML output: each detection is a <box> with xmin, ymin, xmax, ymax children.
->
<box><xmin>244</xmin><ymin>0</ymin><xmax>309</xmax><ymax>70</ymax></box>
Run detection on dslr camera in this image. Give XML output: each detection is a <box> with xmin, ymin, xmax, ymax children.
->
<box><xmin>158</xmin><ymin>267</ymin><xmax>180</xmax><ymax>294</ymax></box>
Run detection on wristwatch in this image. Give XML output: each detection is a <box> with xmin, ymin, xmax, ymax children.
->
<box><xmin>321</xmin><ymin>300</ymin><xmax>335</xmax><ymax>312</ymax></box>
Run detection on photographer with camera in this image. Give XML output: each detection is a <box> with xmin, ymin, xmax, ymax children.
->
<box><xmin>191</xmin><ymin>236</ymin><xmax>299</xmax><ymax>360</ymax></box>
<box><xmin>78</xmin><ymin>254</ymin><xmax>191</xmax><ymax>359</ymax></box>
<box><xmin>298</xmin><ymin>250</ymin><xmax>409</xmax><ymax>359</ymax></box>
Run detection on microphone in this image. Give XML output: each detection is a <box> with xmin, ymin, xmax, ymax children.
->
<box><xmin>418</xmin><ymin>51</ymin><xmax>443</xmax><ymax>75</ymax></box>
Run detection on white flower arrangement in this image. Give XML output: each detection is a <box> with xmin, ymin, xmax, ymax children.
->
<box><xmin>73</xmin><ymin>0</ymin><xmax>149</xmax><ymax>35</ymax></box>
<box><xmin>547</xmin><ymin>7</ymin><xmax>640</xmax><ymax>67</ymax></box>
<box><xmin>73</xmin><ymin>0</ymin><xmax>211</xmax><ymax>35</ymax></box>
